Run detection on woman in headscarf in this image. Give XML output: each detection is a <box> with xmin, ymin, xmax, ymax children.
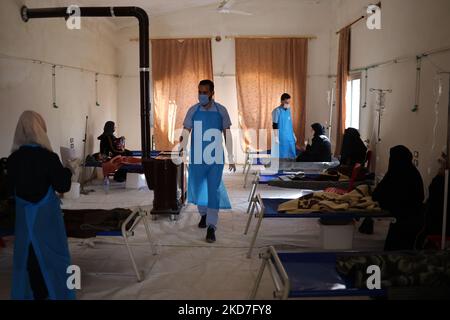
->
<box><xmin>97</xmin><ymin>121</ymin><xmax>131</xmax><ymax>158</ymax></box>
<box><xmin>296</xmin><ymin>123</ymin><xmax>332</xmax><ymax>162</ymax></box>
<box><xmin>97</xmin><ymin>121</ymin><xmax>135</xmax><ymax>182</ymax></box>
<box><xmin>7</xmin><ymin>111</ymin><xmax>75</xmax><ymax>300</ymax></box>
<box><xmin>373</xmin><ymin>145</ymin><xmax>425</xmax><ymax>251</ymax></box>
<box><xmin>340</xmin><ymin>128</ymin><xmax>368</xmax><ymax>166</ymax></box>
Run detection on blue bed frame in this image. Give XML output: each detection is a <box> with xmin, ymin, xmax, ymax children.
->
<box><xmin>250</xmin><ymin>246</ymin><xmax>386</xmax><ymax>299</ymax></box>
<box><xmin>246</xmin><ymin>171</ymin><xmax>319</xmax><ymax>214</ymax></box>
<box><xmin>244</xmin><ymin>195</ymin><xmax>392</xmax><ymax>258</ymax></box>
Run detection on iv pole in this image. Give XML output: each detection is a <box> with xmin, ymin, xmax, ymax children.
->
<box><xmin>370</xmin><ymin>88</ymin><xmax>392</xmax><ymax>143</ymax></box>
<box><xmin>80</xmin><ymin>116</ymin><xmax>95</xmax><ymax>195</ymax></box>
<box><xmin>327</xmin><ymin>87</ymin><xmax>335</xmax><ymax>140</ymax></box>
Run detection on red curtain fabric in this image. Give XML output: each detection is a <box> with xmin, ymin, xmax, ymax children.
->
<box><xmin>151</xmin><ymin>39</ymin><xmax>213</xmax><ymax>151</ymax></box>
<box><xmin>235</xmin><ymin>38</ymin><xmax>308</xmax><ymax>151</ymax></box>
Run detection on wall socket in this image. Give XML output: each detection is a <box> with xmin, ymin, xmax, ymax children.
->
<box><xmin>413</xmin><ymin>151</ymin><xmax>419</xmax><ymax>167</ymax></box>
<box><xmin>413</xmin><ymin>151</ymin><xmax>420</xmax><ymax>168</ymax></box>
<box><xmin>69</xmin><ymin>138</ymin><xmax>75</xmax><ymax>149</ymax></box>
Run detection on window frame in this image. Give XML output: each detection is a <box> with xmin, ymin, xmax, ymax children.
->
<box><xmin>345</xmin><ymin>72</ymin><xmax>362</xmax><ymax>130</ymax></box>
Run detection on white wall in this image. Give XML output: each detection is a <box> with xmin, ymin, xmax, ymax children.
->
<box><xmin>116</xmin><ymin>0</ymin><xmax>337</xmax><ymax>162</ymax></box>
<box><xmin>334</xmin><ymin>0</ymin><xmax>450</xmax><ymax>188</ymax></box>
<box><xmin>0</xmin><ymin>0</ymin><xmax>119</xmax><ymax>158</ymax></box>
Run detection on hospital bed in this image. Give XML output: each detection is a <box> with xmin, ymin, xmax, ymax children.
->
<box><xmin>242</xmin><ymin>148</ymin><xmax>339</xmax><ymax>188</ymax></box>
<box><xmin>251</xmin><ymin>246</ymin><xmax>450</xmax><ymax>300</ymax></box>
<box><xmin>275</xmin><ymin>158</ymin><xmax>341</xmax><ymax>172</ymax></box>
<box><xmin>246</xmin><ymin>163</ymin><xmax>372</xmax><ymax>214</ymax></box>
<box><xmin>83</xmin><ymin>151</ymin><xmax>161</xmax><ymax>192</ymax></box>
<box><xmin>250</xmin><ymin>246</ymin><xmax>387</xmax><ymax>300</ymax></box>
<box><xmin>0</xmin><ymin>207</ymin><xmax>156</xmax><ymax>282</ymax></box>
<box><xmin>84</xmin><ymin>150</ymin><xmax>161</xmax><ymax>172</ymax></box>
<box><xmin>65</xmin><ymin>207</ymin><xmax>156</xmax><ymax>282</ymax></box>
<box><xmin>243</xmin><ymin>149</ymin><xmax>271</xmax><ymax>188</ymax></box>
<box><xmin>245</xmin><ymin>171</ymin><xmax>299</xmax><ymax>214</ymax></box>
<box><xmin>267</xmin><ymin>177</ymin><xmax>375</xmax><ymax>191</ymax></box>
<box><xmin>244</xmin><ymin>195</ymin><xmax>392</xmax><ymax>258</ymax></box>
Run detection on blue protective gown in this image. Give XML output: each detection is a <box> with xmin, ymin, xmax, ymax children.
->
<box><xmin>187</xmin><ymin>104</ymin><xmax>231</xmax><ymax>211</ymax></box>
<box><xmin>272</xmin><ymin>106</ymin><xmax>297</xmax><ymax>159</ymax></box>
<box><xmin>11</xmin><ymin>187</ymin><xmax>75</xmax><ymax>300</ymax></box>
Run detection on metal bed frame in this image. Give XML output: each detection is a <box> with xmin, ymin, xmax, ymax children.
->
<box><xmin>250</xmin><ymin>246</ymin><xmax>386</xmax><ymax>300</ymax></box>
<box><xmin>244</xmin><ymin>195</ymin><xmax>393</xmax><ymax>258</ymax></box>
<box><xmin>2</xmin><ymin>208</ymin><xmax>156</xmax><ymax>282</ymax></box>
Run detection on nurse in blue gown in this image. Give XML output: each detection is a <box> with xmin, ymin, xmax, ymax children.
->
<box><xmin>180</xmin><ymin>80</ymin><xmax>236</xmax><ymax>243</ymax></box>
<box><xmin>272</xmin><ymin>93</ymin><xmax>297</xmax><ymax>160</ymax></box>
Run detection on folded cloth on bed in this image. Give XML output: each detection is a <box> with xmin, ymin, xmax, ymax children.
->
<box><xmin>336</xmin><ymin>251</ymin><xmax>450</xmax><ymax>289</ymax></box>
<box><xmin>278</xmin><ymin>185</ymin><xmax>381</xmax><ymax>214</ymax></box>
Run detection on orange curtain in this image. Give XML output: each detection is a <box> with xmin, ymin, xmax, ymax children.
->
<box><xmin>235</xmin><ymin>38</ymin><xmax>308</xmax><ymax>151</ymax></box>
<box><xmin>152</xmin><ymin>39</ymin><xmax>213</xmax><ymax>151</ymax></box>
<box><xmin>335</xmin><ymin>27</ymin><xmax>351</xmax><ymax>155</ymax></box>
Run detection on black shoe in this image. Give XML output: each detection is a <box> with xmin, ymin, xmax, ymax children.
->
<box><xmin>198</xmin><ymin>216</ymin><xmax>207</xmax><ymax>229</ymax></box>
<box><xmin>206</xmin><ymin>227</ymin><xmax>216</xmax><ymax>243</ymax></box>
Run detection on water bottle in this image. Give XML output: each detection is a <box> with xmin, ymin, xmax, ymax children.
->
<box><xmin>103</xmin><ymin>177</ymin><xmax>110</xmax><ymax>193</ymax></box>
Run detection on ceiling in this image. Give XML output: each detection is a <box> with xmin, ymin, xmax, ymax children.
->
<box><xmin>25</xmin><ymin>0</ymin><xmax>324</xmax><ymax>29</ymax></box>
<box><xmin>27</xmin><ymin>0</ymin><xmax>222</xmax><ymax>17</ymax></box>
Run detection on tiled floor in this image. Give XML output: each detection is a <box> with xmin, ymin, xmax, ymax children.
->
<box><xmin>0</xmin><ymin>170</ymin><xmax>389</xmax><ymax>300</ymax></box>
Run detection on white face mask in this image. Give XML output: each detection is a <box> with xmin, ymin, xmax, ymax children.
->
<box><xmin>283</xmin><ymin>104</ymin><xmax>291</xmax><ymax>109</ymax></box>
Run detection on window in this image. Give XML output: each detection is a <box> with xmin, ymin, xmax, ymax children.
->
<box><xmin>345</xmin><ymin>74</ymin><xmax>361</xmax><ymax>130</ymax></box>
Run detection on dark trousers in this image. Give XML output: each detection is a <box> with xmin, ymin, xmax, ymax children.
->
<box><xmin>27</xmin><ymin>244</ymin><xmax>49</xmax><ymax>300</ymax></box>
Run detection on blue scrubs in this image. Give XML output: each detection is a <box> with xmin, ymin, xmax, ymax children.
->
<box><xmin>272</xmin><ymin>106</ymin><xmax>296</xmax><ymax>159</ymax></box>
<box><xmin>187</xmin><ymin>104</ymin><xmax>232</xmax><ymax>229</ymax></box>
<box><xmin>11</xmin><ymin>188</ymin><xmax>75</xmax><ymax>300</ymax></box>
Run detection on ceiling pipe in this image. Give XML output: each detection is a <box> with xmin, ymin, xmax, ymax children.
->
<box><xmin>21</xmin><ymin>6</ymin><xmax>152</xmax><ymax>158</ymax></box>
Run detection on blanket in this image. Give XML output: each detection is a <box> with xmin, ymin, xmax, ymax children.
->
<box><xmin>336</xmin><ymin>251</ymin><xmax>450</xmax><ymax>289</ymax></box>
<box><xmin>102</xmin><ymin>156</ymin><xmax>142</xmax><ymax>177</ymax></box>
<box><xmin>278</xmin><ymin>185</ymin><xmax>381</xmax><ymax>214</ymax></box>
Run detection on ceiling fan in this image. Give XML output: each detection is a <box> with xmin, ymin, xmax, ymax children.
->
<box><xmin>217</xmin><ymin>0</ymin><xmax>253</xmax><ymax>16</ymax></box>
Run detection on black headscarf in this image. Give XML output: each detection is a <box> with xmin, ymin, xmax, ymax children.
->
<box><xmin>98</xmin><ymin>121</ymin><xmax>115</xmax><ymax>140</ymax></box>
<box><xmin>311</xmin><ymin>123</ymin><xmax>325</xmax><ymax>137</ymax></box>
<box><xmin>340</xmin><ymin>128</ymin><xmax>368</xmax><ymax>166</ymax></box>
<box><xmin>373</xmin><ymin>145</ymin><xmax>424</xmax><ymax>218</ymax></box>
<box><xmin>297</xmin><ymin>123</ymin><xmax>332</xmax><ymax>162</ymax></box>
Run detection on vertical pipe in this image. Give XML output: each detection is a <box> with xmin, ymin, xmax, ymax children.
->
<box><xmin>21</xmin><ymin>6</ymin><xmax>152</xmax><ymax>157</ymax></box>
<box><xmin>447</xmin><ymin>75</ymin><xmax>450</xmax><ymax>170</ymax></box>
